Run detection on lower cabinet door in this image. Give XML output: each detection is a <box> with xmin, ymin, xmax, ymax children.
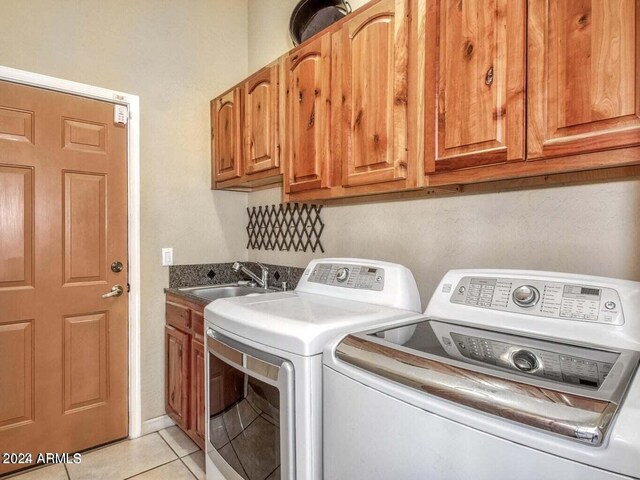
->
<box><xmin>165</xmin><ymin>325</ymin><xmax>190</xmax><ymax>429</ymax></box>
<box><xmin>190</xmin><ymin>339</ymin><xmax>206</xmax><ymax>449</ymax></box>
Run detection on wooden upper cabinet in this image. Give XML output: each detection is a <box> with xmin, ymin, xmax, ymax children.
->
<box><xmin>340</xmin><ymin>0</ymin><xmax>414</xmax><ymax>188</ymax></box>
<box><xmin>211</xmin><ymin>88</ymin><xmax>243</xmax><ymax>186</ymax></box>
<box><xmin>210</xmin><ymin>0</ymin><xmax>640</xmax><ymax>196</ymax></box>
<box><xmin>244</xmin><ymin>65</ymin><xmax>280</xmax><ymax>174</ymax></box>
<box><xmin>284</xmin><ymin>34</ymin><xmax>333</xmax><ymax>194</ymax></box>
<box><xmin>425</xmin><ymin>0</ymin><xmax>526</xmax><ymax>175</ymax></box>
<box><xmin>528</xmin><ymin>0</ymin><xmax>640</xmax><ymax>160</ymax></box>
<box><xmin>211</xmin><ymin>62</ymin><xmax>283</xmax><ymax>191</ymax></box>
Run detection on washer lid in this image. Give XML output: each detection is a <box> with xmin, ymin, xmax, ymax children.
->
<box><xmin>332</xmin><ymin>319</ymin><xmax>640</xmax><ymax>445</ymax></box>
<box><xmin>205</xmin><ymin>291</ymin><xmax>421</xmax><ymax>356</ymax></box>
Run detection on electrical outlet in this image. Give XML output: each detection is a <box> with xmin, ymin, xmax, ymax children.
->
<box><xmin>162</xmin><ymin>248</ymin><xmax>173</xmax><ymax>266</ymax></box>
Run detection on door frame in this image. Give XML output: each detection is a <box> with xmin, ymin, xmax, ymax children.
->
<box><xmin>0</xmin><ymin>65</ymin><xmax>143</xmax><ymax>439</ymax></box>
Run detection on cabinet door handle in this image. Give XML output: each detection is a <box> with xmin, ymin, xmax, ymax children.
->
<box><xmin>485</xmin><ymin>66</ymin><xmax>494</xmax><ymax>86</ymax></box>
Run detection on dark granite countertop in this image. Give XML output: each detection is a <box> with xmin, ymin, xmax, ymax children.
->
<box><xmin>164</xmin><ymin>262</ymin><xmax>306</xmax><ymax>306</ymax></box>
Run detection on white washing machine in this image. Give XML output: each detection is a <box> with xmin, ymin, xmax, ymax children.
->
<box><xmin>324</xmin><ymin>270</ymin><xmax>640</xmax><ymax>479</ymax></box>
<box><xmin>203</xmin><ymin>258</ymin><xmax>423</xmax><ymax>480</ymax></box>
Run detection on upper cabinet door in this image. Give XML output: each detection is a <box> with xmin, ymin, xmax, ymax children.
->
<box><xmin>284</xmin><ymin>34</ymin><xmax>333</xmax><ymax>194</ymax></box>
<box><xmin>244</xmin><ymin>65</ymin><xmax>280</xmax><ymax>174</ymax></box>
<box><xmin>528</xmin><ymin>0</ymin><xmax>640</xmax><ymax>160</ymax></box>
<box><xmin>425</xmin><ymin>0</ymin><xmax>526</xmax><ymax>174</ymax></box>
<box><xmin>211</xmin><ymin>88</ymin><xmax>243</xmax><ymax>185</ymax></box>
<box><xmin>341</xmin><ymin>0</ymin><xmax>411</xmax><ymax>187</ymax></box>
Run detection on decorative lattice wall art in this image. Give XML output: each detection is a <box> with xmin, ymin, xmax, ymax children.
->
<box><xmin>246</xmin><ymin>203</ymin><xmax>324</xmax><ymax>252</ymax></box>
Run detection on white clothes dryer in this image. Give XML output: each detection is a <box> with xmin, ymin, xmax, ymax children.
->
<box><xmin>204</xmin><ymin>258</ymin><xmax>423</xmax><ymax>480</ymax></box>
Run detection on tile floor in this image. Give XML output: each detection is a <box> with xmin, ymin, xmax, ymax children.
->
<box><xmin>6</xmin><ymin>426</ymin><xmax>204</xmax><ymax>480</ymax></box>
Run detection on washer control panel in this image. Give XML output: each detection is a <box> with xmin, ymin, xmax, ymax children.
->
<box><xmin>450</xmin><ymin>277</ymin><xmax>624</xmax><ymax>325</ymax></box>
<box><xmin>308</xmin><ymin>263</ymin><xmax>385</xmax><ymax>290</ymax></box>
<box><xmin>448</xmin><ymin>331</ymin><xmax>615</xmax><ymax>388</ymax></box>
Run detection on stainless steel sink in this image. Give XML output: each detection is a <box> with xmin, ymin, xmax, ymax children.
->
<box><xmin>179</xmin><ymin>284</ymin><xmax>277</xmax><ymax>302</ymax></box>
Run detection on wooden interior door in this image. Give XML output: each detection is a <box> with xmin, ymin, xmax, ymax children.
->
<box><xmin>425</xmin><ymin>0</ymin><xmax>526</xmax><ymax>174</ymax></box>
<box><xmin>285</xmin><ymin>34</ymin><xmax>333</xmax><ymax>194</ymax></box>
<box><xmin>211</xmin><ymin>88</ymin><xmax>243</xmax><ymax>185</ymax></box>
<box><xmin>244</xmin><ymin>66</ymin><xmax>279</xmax><ymax>174</ymax></box>
<box><xmin>340</xmin><ymin>0</ymin><xmax>410</xmax><ymax>187</ymax></box>
<box><xmin>528</xmin><ymin>0</ymin><xmax>640</xmax><ymax>160</ymax></box>
<box><xmin>0</xmin><ymin>81</ymin><xmax>129</xmax><ymax>475</ymax></box>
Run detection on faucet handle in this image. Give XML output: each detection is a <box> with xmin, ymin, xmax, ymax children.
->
<box><xmin>256</xmin><ymin>262</ymin><xmax>269</xmax><ymax>272</ymax></box>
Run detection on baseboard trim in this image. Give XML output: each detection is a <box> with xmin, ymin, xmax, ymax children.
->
<box><xmin>141</xmin><ymin>415</ymin><xmax>175</xmax><ymax>436</ymax></box>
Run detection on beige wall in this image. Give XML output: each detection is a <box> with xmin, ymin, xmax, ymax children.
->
<box><xmin>247</xmin><ymin>0</ymin><xmax>640</xmax><ymax>307</ymax></box>
<box><xmin>0</xmin><ymin>0</ymin><xmax>250</xmax><ymax>422</ymax></box>
<box><xmin>248</xmin><ymin>183</ymin><xmax>640</xmax><ymax>307</ymax></box>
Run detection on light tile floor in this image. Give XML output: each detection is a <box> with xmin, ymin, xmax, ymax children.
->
<box><xmin>6</xmin><ymin>427</ymin><xmax>205</xmax><ymax>480</ymax></box>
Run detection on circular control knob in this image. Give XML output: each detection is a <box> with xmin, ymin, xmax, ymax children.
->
<box><xmin>605</xmin><ymin>301</ymin><xmax>616</xmax><ymax>310</ymax></box>
<box><xmin>512</xmin><ymin>285</ymin><xmax>540</xmax><ymax>307</ymax></box>
<box><xmin>336</xmin><ymin>267</ymin><xmax>350</xmax><ymax>283</ymax></box>
<box><xmin>512</xmin><ymin>350</ymin><xmax>539</xmax><ymax>372</ymax></box>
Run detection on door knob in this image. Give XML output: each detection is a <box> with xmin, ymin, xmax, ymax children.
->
<box><xmin>111</xmin><ymin>261</ymin><xmax>124</xmax><ymax>273</ymax></box>
<box><xmin>102</xmin><ymin>285</ymin><xmax>124</xmax><ymax>298</ymax></box>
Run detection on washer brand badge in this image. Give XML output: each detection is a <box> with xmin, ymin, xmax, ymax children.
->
<box><xmin>442</xmin><ymin>283</ymin><xmax>452</xmax><ymax>293</ymax></box>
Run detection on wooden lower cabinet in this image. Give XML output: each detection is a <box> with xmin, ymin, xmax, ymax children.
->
<box><xmin>165</xmin><ymin>295</ymin><xmax>206</xmax><ymax>450</ymax></box>
<box><xmin>165</xmin><ymin>325</ymin><xmax>189</xmax><ymax>430</ymax></box>
<box><xmin>189</xmin><ymin>339</ymin><xmax>206</xmax><ymax>446</ymax></box>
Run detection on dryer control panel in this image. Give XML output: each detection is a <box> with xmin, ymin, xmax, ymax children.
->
<box><xmin>450</xmin><ymin>276</ymin><xmax>624</xmax><ymax>325</ymax></box>
<box><xmin>308</xmin><ymin>263</ymin><xmax>385</xmax><ymax>291</ymax></box>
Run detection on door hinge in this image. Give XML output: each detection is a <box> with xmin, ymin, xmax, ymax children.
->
<box><xmin>127</xmin><ymin>283</ymin><xmax>131</xmax><ymax>293</ymax></box>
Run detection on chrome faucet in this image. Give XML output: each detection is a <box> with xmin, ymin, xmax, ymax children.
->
<box><xmin>232</xmin><ymin>262</ymin><xmax>269</xmax><ymax>289</ymax></box>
